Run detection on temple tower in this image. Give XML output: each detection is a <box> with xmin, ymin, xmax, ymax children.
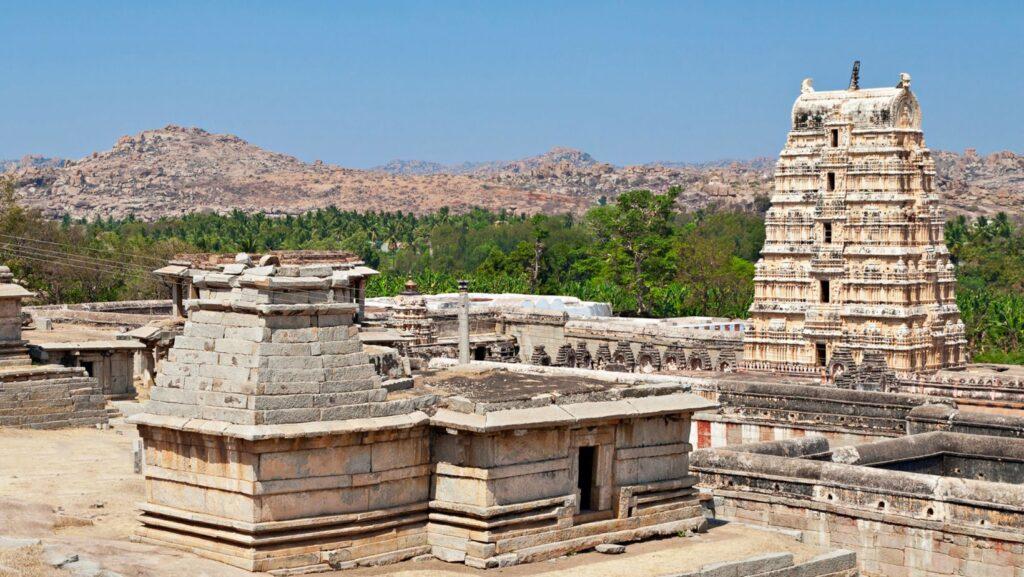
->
<box><xmin>744</xmin><ymin>67</ymin><xmax>966</xmax><ymax>374</ymax></box>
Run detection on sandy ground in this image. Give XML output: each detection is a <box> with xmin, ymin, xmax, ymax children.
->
<box><xmin>0</xmin><ymin>412</ymin><xmax>826</xmax><ymax>577</ymax></box>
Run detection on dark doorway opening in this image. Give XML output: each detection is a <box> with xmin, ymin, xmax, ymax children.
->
<box><xmin>80</xmin><ymin>361</ymin><xmax>95</xmax><ymax>377</ymax></box>
<box><xmin>816</xmin><ymin>343</ymin><xmax>827</xmax><ymax>367</ymax></box>
<box><xmin>830</xmin><ymin>129</ymin><xmax>839</xmax><ymax>147</ymax></box>
<box><xmin>577</xmin><ymin>446</ymin><xmax>597</xmax><ymax>512</ymax></box>
<box><xmin>473</xmin><ymin>346</ymin><xmax>487</xmax><ymax>361</ymax></box>
<box><xmin>824</xmin><ymin>222</ymin><xmax>833</xmax><ymax>244</ymax></box>
<box><xmin>820</xmin><ymin>280</ymin><xmax>830</xmax><ymax>303</ymax></box>
<box><xmin>826</xmin><ymin>172</ymin><xmax>836</xmax><ymax>192</ymax></box>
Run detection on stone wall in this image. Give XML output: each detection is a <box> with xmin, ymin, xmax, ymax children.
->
<box><xmin>694</xmin><ymin>434</ymin><xmax>1024</xmax><ymax>577</ymax></box>
<box><xmin>907</xmin><ymin>404</ymin><xmax>1024</xmax><ymax>439</ymax></box>
<box><xmin>0</xmin><ymin>265</ymin><xmax>108</xmax><ymax>429</ymax></box>
<box><xmin>499</xmin><ymin>313</ymin><xmax>744</xmax><ymax>372</ymax></box>
<box><xmin>429</xmin><ymin>415</ymin><xmax>705</xmax><ymax>567</ymax></box>
<box><xmin>896</xmin><ymin>372</ymin><xmax>1024</xmax><ymax>412</ymax></box>
<box><xmin>661</xmin><ymin>551</ymin><xmax>858</xmax><ymax>577</ymax></box>
<box><xmin>0</xmin><ymin>366</ymin><xmax>108</xmax><ymax>428</ymax></box>
<box><xmin>135</xmin><ymin>418</ymin><xmax>432</xmax><ymax>572</ymax></box>
<box><xmin>688</xmin><ymin>378</ymin><xmax>942</xmax><ymax>449</ymax></box>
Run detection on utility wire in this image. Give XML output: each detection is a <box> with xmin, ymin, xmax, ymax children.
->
<box><xmin>0</xmin><ymin>244</ymin><xmax>366</xmax><ymax>305</ymax></box>
<box><xmin>0</xmin><ymin>232</ymin><xmax>169</xmax><ymax>266</ymax></box>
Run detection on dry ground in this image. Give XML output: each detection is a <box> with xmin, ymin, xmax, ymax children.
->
<box><xmin>0</xmin><ymin>413</ymin><xmax>825</xmax><ymax>577</ymax></box>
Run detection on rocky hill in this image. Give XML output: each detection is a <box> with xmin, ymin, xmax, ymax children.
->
<box><xmin>933</xmin><ymin>149</ymin><xmax>1024</xmax><ymax>216</ymax></box>
<box><xmin>6</xmin><ymin>125</ymin><xmax>1021</xmax><ymax>220</ymax></box>
<box><xmin>1</xmin><ymin>155</ymin><xmax>66</xmax><ymax>172</ymax></box>
<box><xmin>9</xmin><ymin>126</ymin><xmax>585</xmax><ymax>219</ymax></box>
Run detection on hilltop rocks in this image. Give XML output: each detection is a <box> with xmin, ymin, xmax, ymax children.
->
<box><xmin>5</xmin><ymin>124</ymin><xmax>1020</xmax><ymax>220</ymax></box>
<box><xmin>8</xmin><ymin>126</ymin><xmax>585</xmax><ymax>220</ymax></box>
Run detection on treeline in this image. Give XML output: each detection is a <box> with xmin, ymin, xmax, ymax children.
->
<box><xmin>1</xmin><ymin>177</ymin><xmax>1021</xmax><ymax>363</ymax></box>
<box><xmin>946</xmin><ymin>214</ymin><xmax>1024</xmax><ymax>364</ymax></box>
<box><xmin>65</xmin><ymin>187</ymin><xmax>762</xmax><ymax>318</ymax></box>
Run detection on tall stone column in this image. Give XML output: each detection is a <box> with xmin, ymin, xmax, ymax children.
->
<box><xmin>457</xmin><ymin>279</ymin><xmax>470</xmax><ymax>364</ymax></box>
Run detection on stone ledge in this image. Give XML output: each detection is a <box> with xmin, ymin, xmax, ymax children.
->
<box><xmin>184</xmin><ymin>299</ymin><xmax>358</xmax><ymax>317</ymax></box>
<box><xmin>128</xmin><ymin>410</ymin><xmax>430</xmax><ymax>440</ymax></box>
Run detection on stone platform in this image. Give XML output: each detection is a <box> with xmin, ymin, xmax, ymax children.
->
<box><xmin>0</xmin><ymin>265</ymin><xmax>108</xmax><ymax>429</ymax></box>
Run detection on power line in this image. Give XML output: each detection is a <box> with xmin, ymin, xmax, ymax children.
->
<box><xmin>0</xmin><ymin>232</ymin><xmax>169</xmax><ymax>266</ymax></box>
<box><xmin>0</xmin><ymin>241</ymin><xmax>155</xmax><ymax>274</ymax></box>
<box><xmin>0</xmin><ymin>244</ymin><xmax>366</xmax><ymax>305</ymax></box>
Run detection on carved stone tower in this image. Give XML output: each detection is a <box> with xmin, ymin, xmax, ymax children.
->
<box><xmin>744</xmin><ymin>67</ymin><xmax>966</xmax><ymax>375</ymax></box>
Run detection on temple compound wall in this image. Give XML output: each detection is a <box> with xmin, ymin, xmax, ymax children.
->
<box><xmin>0</xmin><ymin>265</ymin><xmax>108</xmax><ymax>429</ymax></box>
<box><xmin>365</xmin><ymin>290</ymin><xmax>745</xmax><ymax>374</ymax></box>
<box><xmin>686</xmin><ymin>374</ymin><xmax>945</xmax><ymax>450</ymax></box>
<box><xmin>745</xmin><ymin>70</ymin><xmax>966</xmax><ymax>375</ymax></box>
<box><xmin>693</xmin><ymin>433</ymin><xmax>1024</xmax><ymax>577</ymax></box>
<box><xmin>129</xmin><ymin>259</ymin><xmax>716</xmax><ymax>574</ymax></box>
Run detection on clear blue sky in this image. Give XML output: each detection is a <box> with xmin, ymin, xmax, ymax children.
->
<box><xmin>1</xmin><ymin>1</ymin><xmax>1021</xmax><ymax>167</ymax></box>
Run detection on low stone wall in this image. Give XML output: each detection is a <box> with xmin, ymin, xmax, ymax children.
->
<box><xmin>907</xmin><ymin>404</ymin><xmax>1024</xmax><ymax>439</ymax></box>
<box><xmin>26</xmin><ymin>300</ymin><xmax>172</xmax><ymax>327</ymax></box>
<box><xmin>689</xmin><ymin>379</ymin><xmax>943</xmax><ymax>449</ymax></box>
<box><xmin>897</xmin><ymin>372</ymin><xmax>1024</xmax><ymax>412</ymax></box>
<box><xmin>693</xmin><ymin>434</ymin><xmax>1024</xmax><ymax>577</ymax></box>
<box><xmin>0</xmin><ymin>365</ymin><xmax>108</xmax><ymax>428</ymax></box>
<box><xmin>658</xmin><ymin>550</ymin><xmax>857</xmax><ymax>577</ymax></box>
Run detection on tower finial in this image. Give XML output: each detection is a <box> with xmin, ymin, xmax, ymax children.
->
<box><xmin>848</xmin><ymin>60</ymin><xmax>860</xmax><ymax>91</ymax></box>
<box><xmin>801</xmin><ymin>77</ymin><xmax>814</xmax><ymax>94</ymax></box>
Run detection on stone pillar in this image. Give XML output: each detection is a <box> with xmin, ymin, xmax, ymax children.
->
<box><xmin>170</xmin><ymin>278</ymin><xmax>185</xmax><ymax>318</ymax></box>
<box><xmin>458</xmin><ymin>279</ymin><xmax>470</xmax><ymax>364</ymax></box>
<box><xmin>356</xmin><ymin>276</ymin><xmax>366</xmax><ymax>322</ymax></box>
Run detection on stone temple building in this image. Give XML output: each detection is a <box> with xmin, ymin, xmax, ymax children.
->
<box><xmin>129</xmin><ymin>255</ymin><xmax>717</xmax><ymax>573</ymax></box>
<box><xmin>744</xmin><ymin>67</ymin><xmax>966</xmax><ymax>374</ymax></box>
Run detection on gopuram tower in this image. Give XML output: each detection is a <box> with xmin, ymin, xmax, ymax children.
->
<box><xmin>743</xmin><ymin>64</ymin><xmax>966</xmax><ymax>375</ymax></box>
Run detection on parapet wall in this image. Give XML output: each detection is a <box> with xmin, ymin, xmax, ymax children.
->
<box><xmin>693</xmin><ymin>434</ymin><xmax>1024</xmax><ymax>576</ymax></box>
<box><xmin>689</xmin><ymin>376</ymin><xmax>943</xmax><ymax>449</ymax></box>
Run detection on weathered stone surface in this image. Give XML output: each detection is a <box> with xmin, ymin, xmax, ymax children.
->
<box><xmin>744</xmin><ymin>72</ymin><xmax>966</xmax><ymax>375</ymax></box>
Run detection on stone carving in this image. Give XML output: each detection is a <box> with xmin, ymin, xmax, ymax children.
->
<box><xmin>530</xmin><ymin>344</ymin><xmax>551</xmax><ymax>366</ymax></box>
<box><xmin>662</xmin><ymin>344</ymin><xmax>687</xmax><ymax>371</ymax></box>
<box><xmin>612</xmin><ymin>341</ymin><xmax>636</xmax><ymax>371</ymax></box>
<box><xmin>595</xmin><ymin>343</ymin><xmax>613</xmax><ymax>369</ymax></box>
<box><xmin>691</xmin><ymin>348</ymin><xmax>713</xmax><ymax>371</ymax></box>
<box><xmin>744</xmin><ymin>69</ymin><xmax>966</xmax><ymax>374</ymax></box>
<box><xmin>637</xmin><ymin>343</ymin><xmax>662</xmax><ymax>373</ymax></box>
<box><xmin>553</xmin><ymin>343</ymin><xmax>576</xmax><ymax>367</ymax></box>
<box><xmin>574</xmin><ymin>341</ymin><xmax>593</xmax><ymax>369</ymax></box>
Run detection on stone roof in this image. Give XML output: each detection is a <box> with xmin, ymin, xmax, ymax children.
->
<box><xmin>411</xmin><ymin>362</ymin><xmax>717</xmax><ymax>432</ymax></box>
<box><xmin>0</xmin><ymin>284</ymin><xmax>33</xmax><ymax>299</ymax></box>
<box><xmin>792</xmin><ymin>82</ymin><xmax>920</xmax><ymax>130</ymax></box>
<box><xmin>170</xmin><ymin>250</ymin><xmax>364</xmax><ymax>270</ymax></box>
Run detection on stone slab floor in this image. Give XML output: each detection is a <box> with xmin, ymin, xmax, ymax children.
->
<box><xmin>0</xmin><ymin>409</ymin><xmax>826</xmax><ymax>577</ymax></box>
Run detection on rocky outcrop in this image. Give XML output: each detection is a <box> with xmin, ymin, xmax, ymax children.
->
<box><xmin>9</xmin><ymin>126</ymin><xmax>586</xmax><ymax>220</ymax></box>
<box><xmin>7</xmin><ymin>125</ymin><xmax>1020</xmax><ymax>219</ymax></box>
<box><xmin>933</xmin><ymin>149</ymin><xmax>1024</xmax><ymax>216</ymax></box>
